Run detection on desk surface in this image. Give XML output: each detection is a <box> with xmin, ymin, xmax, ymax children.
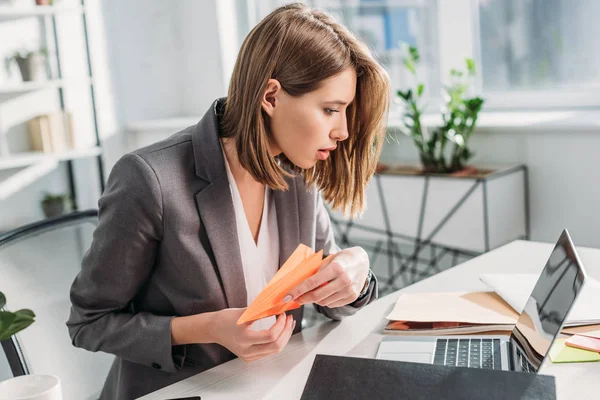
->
<box><xmin>140</xmin><ymin>240</ymin><xmax>600</xmax><ymax>400</ymax></box>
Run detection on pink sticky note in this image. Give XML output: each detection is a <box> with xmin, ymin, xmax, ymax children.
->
<box><xmin>566</xmin><ymin>335</ymin><xmax>600</xmax><ymax>353</ymax></box>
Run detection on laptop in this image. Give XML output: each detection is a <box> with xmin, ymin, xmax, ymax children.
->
<box><xmin>376</xmin><ymin>229</ymin><xmax>587</xmax><ymax>373</ymax></box>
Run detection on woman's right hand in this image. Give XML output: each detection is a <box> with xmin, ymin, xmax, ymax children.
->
<box><xmin>211</xmin><ymin>309</ymin><xmax>295</xmax><ymax>363</ymax></box>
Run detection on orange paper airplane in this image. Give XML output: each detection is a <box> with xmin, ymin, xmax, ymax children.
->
<box><xmin>237</xmin><ymin>244</ymin><xmax>333</xmax><ymax>325</ymax></box>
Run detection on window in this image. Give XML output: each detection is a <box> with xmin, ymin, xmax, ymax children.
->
<box><xmin>477</xmin><ymin>0</ymin><xmax>600</xmax><ymax>108</ymax></box>
<box><xmin>242</xmin><ymin>0</ymin><xmax>600</xmax><ymax>111</ymax></box>
<box><xmin>249</xmin><ymin>0</ymin><xmax>440</xmax><ymax>107</ymax></box>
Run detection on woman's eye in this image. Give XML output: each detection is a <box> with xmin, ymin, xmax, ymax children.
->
<box><xmin>325</xmin><ymin>108</ymin><xmax>339</xmax><ymax>115</ymax></box>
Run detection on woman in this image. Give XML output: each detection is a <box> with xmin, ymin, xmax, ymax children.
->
<box><xmin>67</xmin><ymin>3</ymin><xmax>389</xmax><ymax>399</ymax></box>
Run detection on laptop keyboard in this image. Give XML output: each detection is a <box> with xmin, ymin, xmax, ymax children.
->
<box><xmin>517</xmin><ymin>349</ymin><xmax>535</xmax><ymax>373</ymax></box>
<box><xmin>434</xmin><ymin>338</ymin><xmax>502</xmax><ymax>369</ymax></box>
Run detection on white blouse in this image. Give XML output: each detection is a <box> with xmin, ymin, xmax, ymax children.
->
<box><xmin>223</xmin><ymin>151</ymin><xmax>280</xmax><ymax>331</ymax></box>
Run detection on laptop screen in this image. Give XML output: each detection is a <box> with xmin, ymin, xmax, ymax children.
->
<box><xmin>509</xmin><ymin>230</ymin><xmax>586</xmax><ymax>373</ymax></box>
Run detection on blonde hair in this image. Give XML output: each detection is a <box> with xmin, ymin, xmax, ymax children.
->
<box><xmin>221</xmin><ymin>2</ymin><xmax>390</xmax><ymax>217</ymax></box>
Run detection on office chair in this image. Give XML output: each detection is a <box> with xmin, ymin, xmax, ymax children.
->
<box><xmin>0</xmin><ymin>210</ymin><xmax>113</xmax><ymax>400</ymax></box>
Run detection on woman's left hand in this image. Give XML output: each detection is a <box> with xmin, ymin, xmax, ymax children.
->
<box><xmin>283</xmin><ymin>246</ymin><xmax>370</xmax><ymax>308</ymax></box>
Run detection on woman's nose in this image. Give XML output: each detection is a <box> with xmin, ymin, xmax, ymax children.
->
<box><xmin>331</xmin><ymin>118</ymin><xmax>349</xmax><ymax>142</ymax></box>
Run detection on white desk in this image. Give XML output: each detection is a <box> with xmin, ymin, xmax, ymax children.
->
<box><xmin>140</xmin><ymin>240</ymin><xmax>600</xmax><ymax>400</ymax></box>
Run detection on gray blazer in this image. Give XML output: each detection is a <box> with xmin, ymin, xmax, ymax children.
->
<box><xmin>67</xmin><ymin>98</ymin><xmax>377</xmax><ymax>400</ymax></box>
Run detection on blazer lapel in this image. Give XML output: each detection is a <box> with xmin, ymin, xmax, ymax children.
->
<box><xmin>273</xmin><ymin>176</ymin><xmax>301</xmax><ymax>267</ymax></box>
<box><xmin>195</xmin><ymin>177</ymin><xmax>247</xmax><ymax>309</ymax></box>
<box><xmin>192</xmin><ymin>98</ymin><xmax>247</xmax><ymax>309</ymax></box>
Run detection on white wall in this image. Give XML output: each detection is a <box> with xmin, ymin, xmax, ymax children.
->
<box><xmin>96</xmin><ymin>0</ymin><xmax>226</xmax><ymax>124</ymax></box>
<box><xmin>381</xmin><ymin>128</ymin><xmax>600</xmax><ymax>249</ymax></box>
<box><xmin>178</xmin><ymin>0</ymin><xmax>226</xmax><ymax>115</ymax></box>
<box><xmin>97</xmin><ymin>0</ymin><xmax>227</xmax><ymax>169</ymax></box>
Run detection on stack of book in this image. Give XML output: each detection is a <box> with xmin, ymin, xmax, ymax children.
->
<box><xmin>27</xmin><ymin>111</ymin><xmax>74</xmax><ymax>154</ymax></box>
<box><xmin>384</xmin><ymin>291</ymin><xmax>518</xmax><ymax>335</ymax></box>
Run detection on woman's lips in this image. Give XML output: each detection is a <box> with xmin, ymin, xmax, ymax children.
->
<box><xmin>317</xmin><ymin>150</ymin><xmax>330</xmax><ymax>160</ymax></box>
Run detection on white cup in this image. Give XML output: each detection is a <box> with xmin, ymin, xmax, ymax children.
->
<box><xmin>0</xmin><ymin>374</ymin><xmax>62</xmax><ymax>400</ymax></box>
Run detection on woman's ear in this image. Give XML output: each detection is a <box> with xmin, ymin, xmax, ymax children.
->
<box><xmin>261</xmin><ymin>79</ymin><xmax>282</xmax><ymax>117</ymax></box>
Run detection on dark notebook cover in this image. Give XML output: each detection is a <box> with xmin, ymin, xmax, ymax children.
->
<box><xmin>300</xmin><ymin>355</ymin><xmax>556</xmax><ymax>400</ymax></box>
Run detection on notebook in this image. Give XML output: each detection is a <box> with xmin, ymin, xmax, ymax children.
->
<box><xmin>300</xmin><ymin>354</ymin><xmax>556</xmax><ymax>400</ymax></box>
<box><xmin>480</xmin><ymin>273</ymin><xmax>600</xmax><ymax>327</ymax></box>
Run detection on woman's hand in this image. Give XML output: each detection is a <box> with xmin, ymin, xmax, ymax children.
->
<box><xmin>284</xmin><ymin>246</ymin><xmax>370</xmax><ymax>308</ymax></box>
<box><xmin>210</xmin><ymin>309</ymin><xmax>295</xmax><ymax>363</ymax></box>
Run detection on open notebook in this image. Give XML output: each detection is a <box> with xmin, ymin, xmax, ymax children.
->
<box><xmin>480</xmin><ymin>274</ymin><xmax>600</xmax><ymax>327</ymax></box>
<box><xmin>237</xmin><ymin>244</ymin><xmax>332</xmax><ymax>325</ymax></box>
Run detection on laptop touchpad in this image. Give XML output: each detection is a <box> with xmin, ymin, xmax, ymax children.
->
<box><xmin>379</xmin><ymin>352</ymin><xmax>432</xmax><ymax>363</ymax></box>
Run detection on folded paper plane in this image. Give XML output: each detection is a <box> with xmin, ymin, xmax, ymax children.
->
<box><xmin>237</xmin><ymin>244</ymin><xmax>332</xmax><ymax>325</ymax></box>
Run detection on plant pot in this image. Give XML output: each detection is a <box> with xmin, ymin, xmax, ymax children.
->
<box><xmin>35</xmin><ymin>0</ymin><xmax>54</xmax><ymax>5</ymax></box>
<box><xmin>0</xmin><ymin>374</ymin><xmax>62</xmax><ymax>400</ymax></box>
<box><xmin>15</xmin><ymin>54</ymin><xmax>47</xmax><ymax>82</ymax></box>
<box><xmin>42</xmin><ymin>199</ymin><xmax>64</xmax><ymax>218</ymax></box>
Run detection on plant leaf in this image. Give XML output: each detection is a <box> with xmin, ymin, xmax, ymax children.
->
<box><xmin>14</xmin><ymin>309</ymin><xmax>35</xmax><ymax>319</ymax></box>
<box><xmin>1</xmin><ymin>319</ymin><xmax>35</xmax><ymax>340</ymax></box>
<box><xmin>466</xmin><ymin>58</ymin><xmax>476</xmax><ymax>76</ymax></box>
<box><xmin>403</xmin><ymin>59</ymin><xmax>416</xmax><ymax>75</ymax></box>
<box><xmin>397</xmin><ymin>90</ymin><xmax>409</xmax><ymax>101</ymax></box>
<box><xmin>0</xmin><ymin>292</ymin><xmax>5</xmax><ymax>309</ymax></box>
<box><xmin>0</xmin><ymin>311</ymin><xmax>17</xmax><ymax>339</ymax></box>
<box><xmin>0</xmin><ymin>310</ymin><xmax>35</xmax><ymax>340</ymax></box>
<box><xmin>417</xmin><ymin>84</ymin><xmax>424</xmax><ymax>97</ymax></box>
<box><xmin>409</xmin><ymin>46</ymin><xmax>420</xmax><ymax>62</ymax></box>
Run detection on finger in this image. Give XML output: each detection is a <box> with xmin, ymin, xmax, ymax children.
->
<box><xmin>296</xmin><ymin>269</ymin><xmax>352</xmax><ymax>305</ymax></box>
<box><xmin>327</xmin><ymin>294</ymin><xmax>358</xmax><ymax>308</ymax></box>
<box><xmin>243</xmin><ymin>313</ymin><xmax>286</xmax><ymax>344</ymax></box>
<box><xmin>315</xmin><ymin>290</ymin><xmax>351</xmax><ymax>308</ymax></box>
<box><xmin>246</xmin><ymin>315</ymin><xmax>294</xmax><ymax>358</ymax></box>
<box><xmin>285</xmin><ymin>261</ymin><xmax>343</xmax><ymax>302</ymax></box>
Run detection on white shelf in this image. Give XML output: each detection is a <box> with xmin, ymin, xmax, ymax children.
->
<box><xmin>0</xmin><ymin>5</ymin><xmax>84</xmax><ymax>21</ymax></box>
<box><xmin>127</xmin><ymin>116</ymin><xmax>201</xmax><ymax>132</ymax></box>
<box><xmin>0</xmin><ymin>147</ymin><xmax>102</xmax><ymax>170</ymax></box>
<box><xmin>0</xmin><ymin>78</ymin><xmax>94</xmax><ymax>96</ymax></box>
<box><xmin>0</xmin><ymin>159</ymin><xmax>58</xmax><ymax>201</ymax></box>
<box><xmin>0</xmin><ymin>79</ymin><xmax>65</xmax><ymax>95</ymax></box>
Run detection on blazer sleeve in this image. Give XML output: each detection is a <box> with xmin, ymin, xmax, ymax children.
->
<box><xmin>312</xmin><ymin>193</ymin><xmax>378</xmax><ymax>321</ymax></box>
<box><xmin>67</xmin><ymin>153</ymin><xmax>185</xmax><ymax>373</ymax></box>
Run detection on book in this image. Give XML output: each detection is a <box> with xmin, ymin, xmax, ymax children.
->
<box><xmin>27</xmin><ymin>111</ymin><xmax>74</xmax><ymax>154</ymax></box>
<box><xmin>563</xmin><ymin>324</ymin><xmax>600</xmax><ymax>339</ymax></box>
<box><xmin>46</xmin><ymin>111</ymin><xmax>72</xmax><ymax>153</ymax></box>
<box><xmin>237</xmin><ymin>244</ymin><xmax>332</xmax><ymax>325</ymax></box>
<box><xmin>384</xmin><ymin>321</ymin><xmax>514</xmax><ymax>336</ymax></box>
<box><xmin>27</xmin><ymin>115</ymin><xmax>53</xmax><ymax>153</ymax></box>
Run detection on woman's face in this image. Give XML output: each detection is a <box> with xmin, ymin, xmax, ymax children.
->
<box><xmin>262</xmin><ymin>68</ymin><xmax>357</xmax><ymax>169</ymax></box>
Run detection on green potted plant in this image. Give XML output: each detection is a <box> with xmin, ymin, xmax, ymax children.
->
<box><xmin>41</xmin><ymin>192</ymin><xmax>69</xmax><ymax>218</ymax></box>
<box><xmin>7</xmin><ymin>48</ymin><xmax>49</xmax><ymax>82</ymax></box>
<box><xmin>396</xmin><ymin>46</ymin><xmax>484</xmax><ymax>174</ymax></box>
<box><xmin>0</xmin><ymin>293</ymin><xmax>62</xmax><ymax>399</ymax></box>
<box><xmin>0</xmin><ymin>291</ymin><xmax>35</xmax><ymax>341</ymax></box>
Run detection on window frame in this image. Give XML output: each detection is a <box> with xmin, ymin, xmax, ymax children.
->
<box><xmin>238</xmin><ymin>0</ymin><xmax>600</xmax><ymax>112</ymax></box>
